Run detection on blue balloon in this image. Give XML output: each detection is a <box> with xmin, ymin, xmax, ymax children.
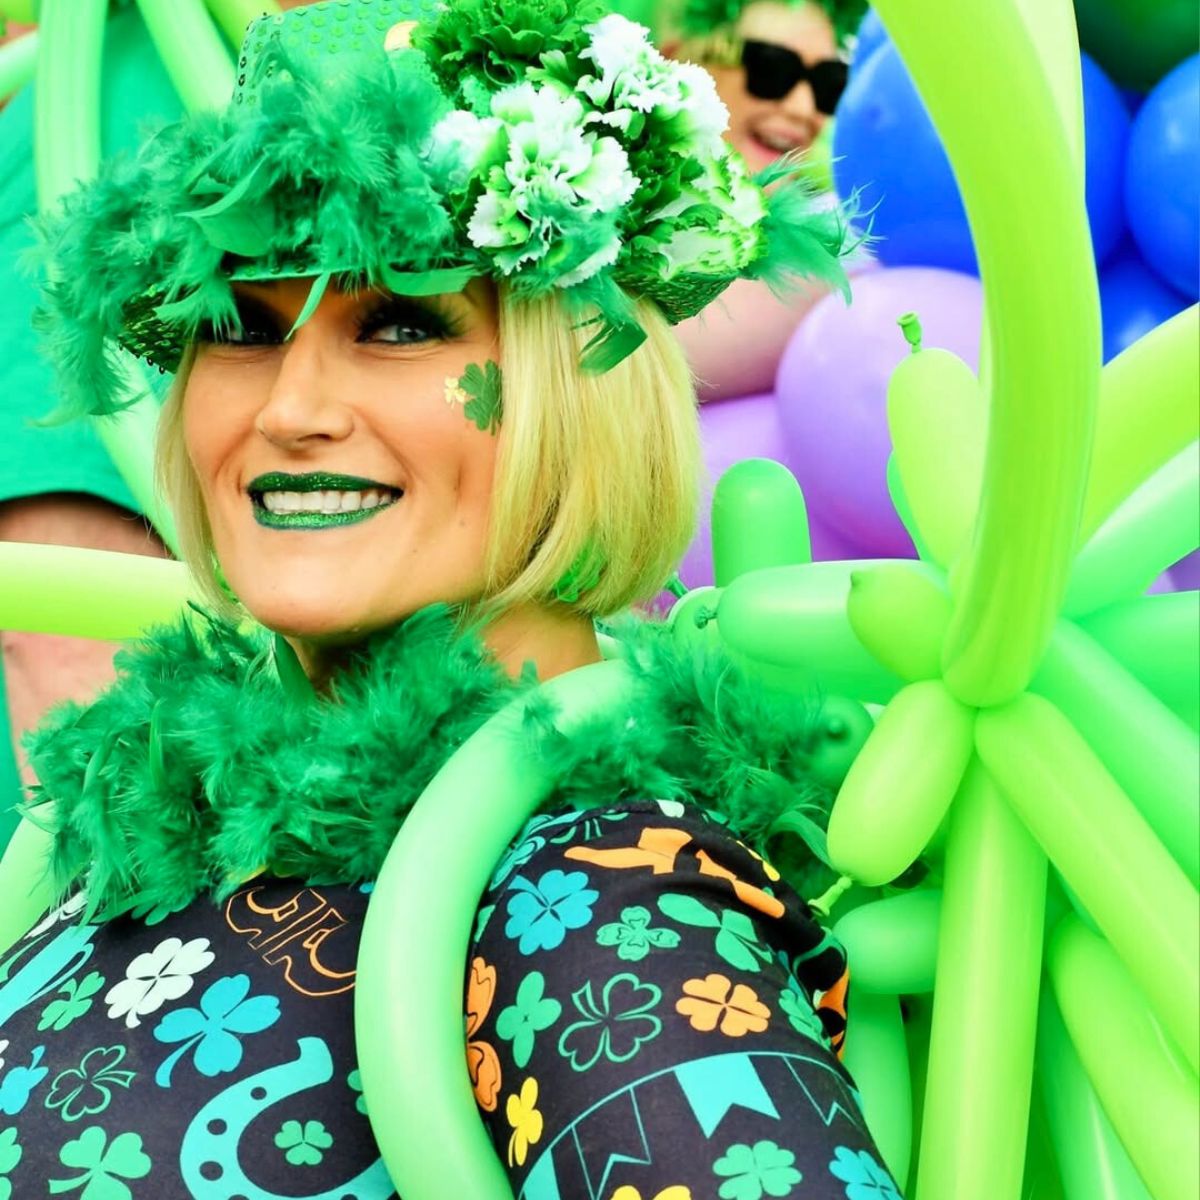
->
<box><xmin>1081</xmin><ymin>54</ymin><xmax>1131</xmax><ymax>266</ymax></box>
<box><xmin>833</xmin><ymin>45</ymin><xmax>1130</xmax><ymax>272</ymax></box>
<box><xmin>833</xmin><ymin>41</ymin><xmax>976</xmax><ymax>272</ymax></box>
<box><xmin>1099</xmin><ymin>243</ymin><xmax>1191</xmax><ymax>361</ymax></box>
<box><xmin>850</xmin><ymin>10</ymin><xmax>888</xmax><ymax>71</ymax></box>
<box><xmin>1125</xmin><ymin>54</ymin><xmax>1200</xmax><ymax>300</ymax></box>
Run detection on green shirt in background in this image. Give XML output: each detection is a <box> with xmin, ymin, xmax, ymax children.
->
<box><xmin>0</xmin><ymin>6</ymin><xmax>184</xmax><ymax>844</ymax></box>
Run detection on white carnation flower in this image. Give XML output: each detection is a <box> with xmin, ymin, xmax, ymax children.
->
<box><xmin>427</xmin><ymin>109</ymin><xmax>503</xmax><ymax>190</ymax></box>
<box><xmin>463</xmin><ymin>82</ymin><xmax>637</xmax><ymax>282</ymax></box>
<box><xmin>578</xmin><ymin>14</ymin><xmax>729</xmax><ymax>155</ymax></box>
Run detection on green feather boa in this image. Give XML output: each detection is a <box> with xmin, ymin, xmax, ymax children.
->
<box><xmin>24</xmin><ymin>606</ymin><xmax>839</xmax><ymax>919</ymax></box>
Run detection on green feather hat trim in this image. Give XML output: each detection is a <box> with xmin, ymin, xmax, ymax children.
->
<box><xmin>679</xmin><ymin>0</ymin><xmax>870</xmax><ymax>49</ymax></box>
<box><xmin>24</xmin><ymin>606</ymin><xmax>842</xmax><ymax>921</ymax></box>
<box><xmin>33</xmin><ymin>0</ymin><xmax>860</xmax><ymax>418</ymax></box>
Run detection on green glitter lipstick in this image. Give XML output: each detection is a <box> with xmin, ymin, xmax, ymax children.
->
<box><xmin>247</xmin><ymin>472</ymin><xmax>402</xmax><ymax>531</ymax></box>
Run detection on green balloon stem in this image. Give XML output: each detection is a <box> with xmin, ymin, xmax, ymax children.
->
<box><xmin>898</xmin><ymin>312</ymin><xmax>923</xmax><ymax>353</ymax></box>
<box><xmin>135</xmin><ymin>0</ymin><xmax>234</xmax><ymax>113</ymax></box>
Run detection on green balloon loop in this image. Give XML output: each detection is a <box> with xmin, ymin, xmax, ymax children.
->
<box><xmin>356</xmin><ymin>661</ymin><xmax>635</xmax><ymax>1200</ymax></box>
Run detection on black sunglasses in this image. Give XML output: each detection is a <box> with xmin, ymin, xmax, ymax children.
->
<box><xmin>741</xmin><ymin>40</ymin><xmax>849</xmax><ymax>114</ymax></box>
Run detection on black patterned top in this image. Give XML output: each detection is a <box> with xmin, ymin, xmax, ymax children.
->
<box><xmin>0</xmin><ymin>801</ymin><xmax>899</xmax><ymax>1199</ymax></box>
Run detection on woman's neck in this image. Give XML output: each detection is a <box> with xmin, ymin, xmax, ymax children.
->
<box><xmin>288</xmin><ymin>602</ymin><xmax>601</xmax><ymax>690</ymax></box>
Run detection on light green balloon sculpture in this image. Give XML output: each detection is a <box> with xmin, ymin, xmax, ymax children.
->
<box><xmin>1</xmin><ymin>1</ymin><xmax>1197</xmax><ymax>1199</ymax></box>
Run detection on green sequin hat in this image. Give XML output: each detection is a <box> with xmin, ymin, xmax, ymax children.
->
<box><xmin>35</xmin><ymin>0</ymin><xmax>860</xmax><ymax>419</ymax></box>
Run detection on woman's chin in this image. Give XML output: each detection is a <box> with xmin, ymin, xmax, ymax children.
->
<box><xmin>238</xmin><ymin>589</ymin><xmax>393</xmax><ymax>644</ymax></box>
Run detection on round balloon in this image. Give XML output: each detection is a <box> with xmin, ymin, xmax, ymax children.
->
<box><xmin>849</xmin><ymin>9</ymin><xmax>888</xmax><ymax>71</ymax></box>
<box><xmin>834</xmin><ymin>44</ymin><xmax>1131</xmax><ymax>271</ymax></box>
<box><xmin>1099</xmin><ymin>244</ymin><xmax>1191</xmax><ymax>360</ymax></box>
<box><xmin>1125</xmin><ymin>54</ymin><xmax>1200</xmax><ymax>299</ymax></box>
<box><xmin>1081</xmin><ymin>53</ymin><xmax>1132</xmax><ymax>266</ymax></box>
<box><xmin>1075</xmin><ymin>0</ymin><xmax>1200</xmax><ymax>91</ymax></box>
<box><xmin>833</xmin><ymin>40</ymin><xmax>976</xmax><ymax>272</ymax></box>
<box><xmin>678</xmin><ymin>391</ymin><xmax>796</xmax><ymax>589</ymax></box>
<box><xmin>776</xmin><ymin>266</ymin><xmax>983</xmax><ymax>557</ymax></box>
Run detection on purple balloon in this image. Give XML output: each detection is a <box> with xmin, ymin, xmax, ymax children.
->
<box><xmin>1172</xmin><ymin>549</ymin><xmax>1200</xmax><ymax>593</ymax></box>
<box><xmin>678</xmin><ymin>392</ymin><xmax>794</xmax><ymax>589</ymax></box>
<box><xmin>776</xmin><ymin>266</ymin><xmax>984</xmax><ymax>557</ymax></box>
<box><xmin>808</xmin><ymin>515</ymin><xmax>865</xmax><ymax>563</ymax></box>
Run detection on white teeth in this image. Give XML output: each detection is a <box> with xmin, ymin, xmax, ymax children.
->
<box><xmin>259</xmin><ymin>487</ymin><xmax>399</xmax><ymax>515</ymax></box>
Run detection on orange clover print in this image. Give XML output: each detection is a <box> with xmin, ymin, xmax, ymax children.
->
<box><xmin>506</xmin><ymin>1076</ymin><xmax>544</xmax><ymax>1168</ymax></box>
<box><xmin>676</xmin><ymin>973</ymin><xmax>771</xmax><ymax>1036</ymax></box>
<box><xmin>465</xmin><ymin>956</ymin><xmax>502</xmax><ymax>1112</ymax></box>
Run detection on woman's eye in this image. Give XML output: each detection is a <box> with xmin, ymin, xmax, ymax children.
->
<box><xmin>357</xmin><ymin>300</ymin><xmax>453</xmax><ymax>345</ymax></box>
<box><xmin>196</xmin><ymin>315</ymin><xmax>281</xmax><ymax>347</ymax></box>
<box><xmin>361</xmin><ymin>321</ymin><xmax>438</xmax><ymax>345</ymax></box>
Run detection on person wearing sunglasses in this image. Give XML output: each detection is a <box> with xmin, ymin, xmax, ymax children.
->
<box><xmin>664</xmin><ymin>0</ymin><xmax>869</xmax><ymax>402</ymax></box>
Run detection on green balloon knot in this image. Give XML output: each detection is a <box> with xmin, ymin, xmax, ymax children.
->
<box><xmin>898</xmin><ymin>312</ymin><xmax>923</xmax><ymax>353</ymax></box>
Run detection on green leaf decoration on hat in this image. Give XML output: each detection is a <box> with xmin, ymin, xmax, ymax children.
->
<box><xmin>458</xmin><ymin>360</ymin><xmax>504</xmax><ymax>434</ymax></box>
<box><xmin>183</xmin><ymin>160</ymin><xmax>276</xmax><ymax>257</ymax></box>
<box><xmin>379</xmin><ymin>265</ymin><xmax>478</xmax><ymax>297</ymax></box>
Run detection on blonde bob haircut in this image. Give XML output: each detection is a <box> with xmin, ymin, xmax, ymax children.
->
<box><xmin>156</xmin><ymin>283</ymin><xmax>701</xmax><ymax>621</ymax></box>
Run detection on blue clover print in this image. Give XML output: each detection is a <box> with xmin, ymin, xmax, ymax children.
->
<box><xmin>0</xmin><ymin>1046</ymin><xmax>48</xmax><ymax>1116</ymax></box>
<box><xmin>152</xmin><ymin>974</ymin><xmax>280</xmax><ymax>1087</ymax></box>
<box><xmin>828</xmin><ymin>1147</ymin><xmax>901</xmax><ymax>1199</ymax></box>
<box><xmin>504</xmin><ymin>869</ymin><xmax>599</xmax><ymax>955</ymax></box>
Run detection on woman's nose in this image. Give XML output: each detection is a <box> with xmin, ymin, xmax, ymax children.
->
<box><xmin>779</xmin><ymin>78</ymin><xmax>818</xmax><ymax>122</ymax></box>
<box><xmin>254</xmin><ymin>331</ymin><xmax>355</xmax><ymax>449</ymax></box>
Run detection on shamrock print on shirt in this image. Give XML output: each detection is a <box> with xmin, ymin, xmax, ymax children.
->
<box><xmin>152</xmin><ymin>974</ymin><xmax>280</xmax><ymax>1086</ymax></box>
<box><xmin>104</xmin><ymin>937</ymin><xmax>215</xmax><ymax>1029</ymax></box>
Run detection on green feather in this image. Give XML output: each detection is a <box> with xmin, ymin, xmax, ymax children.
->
<box><xmin>23</xmin><ymin>607</ymin><xmax>840</xmax><ymax>917</ymax></box>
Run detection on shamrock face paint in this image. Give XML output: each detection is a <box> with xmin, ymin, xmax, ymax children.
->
<box><xmin>185</xmin><ymin>278</ymin><xmax>504</xmax><ymax>642</ymax></box>
<box><xmin>445</xmin><ymin>361</ymin><xmax>504</xmax><ymax>435</ymax></box>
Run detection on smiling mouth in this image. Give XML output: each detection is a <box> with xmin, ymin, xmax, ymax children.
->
<box><xmin>752</xmin><ymin>129</ymin><xmax>806</xmax><ymax>154</ymax></box>
<box><xmin>247</xmin><ymin>472</ymin><xmax>404</xmax><ymax>530</ymax></box>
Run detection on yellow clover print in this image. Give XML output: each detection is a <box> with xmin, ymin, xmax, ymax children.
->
<box><xmin>505</xmin><ymin>1076</ymin><xmax>544</xmax><ymax>1168</ymax></box>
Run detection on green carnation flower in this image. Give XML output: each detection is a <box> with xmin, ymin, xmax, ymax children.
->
<box><xmin>650</xmin><ymin>150</ymin><xmax>767</xmax><ymax>279</ymax></box>
<box><xmin>415</xmin><ymin>0</ymin><xmax>608</xmax><ymax>99</ymax></box>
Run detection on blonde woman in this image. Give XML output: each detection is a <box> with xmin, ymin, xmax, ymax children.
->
<box><xmin>0</xmin><ymin>1</ymin><xmax>897</xmax><ymax>1196</ymax></box>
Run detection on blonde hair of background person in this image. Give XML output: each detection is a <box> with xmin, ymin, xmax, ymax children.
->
<box><xmin>661</xmin><ymin>0</ymin><xmax>863</xmax><ymax>403</ymax></box>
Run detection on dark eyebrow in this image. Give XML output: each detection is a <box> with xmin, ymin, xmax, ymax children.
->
<box><xmin>228</xmin><ymin>289</ymin><xmax>289</xmax><ymax>327</ymax></box>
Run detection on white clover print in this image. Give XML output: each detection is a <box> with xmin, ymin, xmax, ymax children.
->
<box><xmin>23</xmin><ymin>891</ymin><xmax>88</xmax><ymax>941</ymax></box>
<box><xmin>104</xmin><ymin>937</ymin><xmax>215</xmax><ymax>1029</ymax></box>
